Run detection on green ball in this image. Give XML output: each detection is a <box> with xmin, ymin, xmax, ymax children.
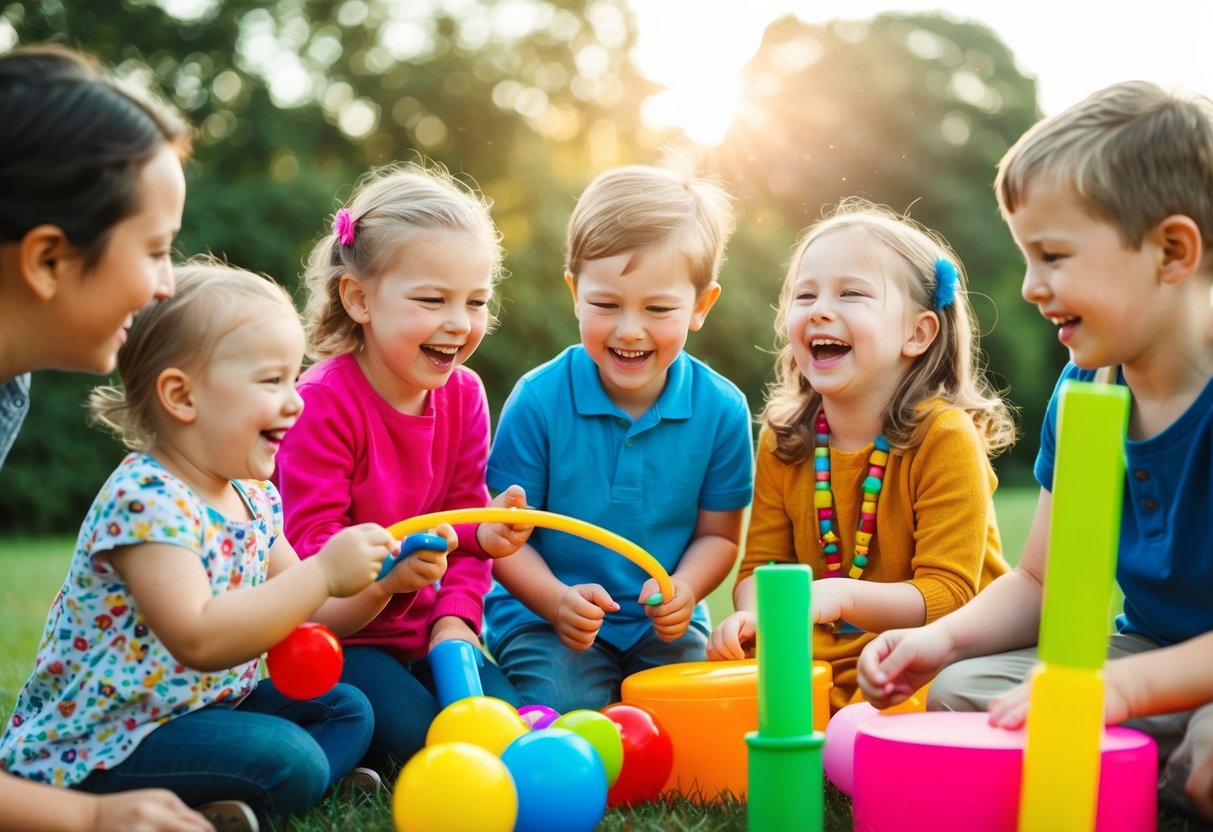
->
<box><xmin>551</xmin><ymin>709</ymin><xmax>624</xmax><ymax>786</ymax></box>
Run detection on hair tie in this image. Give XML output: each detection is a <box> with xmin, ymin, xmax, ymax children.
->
<box><xmin>933</xmin><ymin>257</ymin><xmax>958</xmax><ymax>310</ymax></box>
<box><xmin>334</xmin><ymin>208</ymin><xmax>356</xmax><ymax>247</ymax></box>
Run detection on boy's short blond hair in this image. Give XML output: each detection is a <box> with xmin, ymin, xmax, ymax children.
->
<box><xmin>995</xmin><ymin>81</ymin><xmax>1213</xmax><ymax>258</ymax></box>
<box><xmin>566</xmin><ymin>158</ymin><xmax>736</xmax><ymax>293</ymax></box>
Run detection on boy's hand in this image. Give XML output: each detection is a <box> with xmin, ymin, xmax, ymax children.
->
<box><xmin>857</xmin><ymin>625</ymin><xmax>952</xmax><ymax>709</ymax></box>
<box><xmin>554</xmin><ymin>583</ymin><xmax>618</xmax><ymax>651</ymax></box>
<box><xmin>316</xmin><ymin>523</ymin><xmax>398</xmax><ymax>597</ymax></box>
<box><xmin>477</xmin><ymin>485</ymin><xmax>534</xmax><ymax>559</ymax></box>
<box><xmin>427</xmin><ymin>614</ymin><xmax>481</xmax><ymax>652</ymax></box>
<box><xmin>988</xmin><ymin>680</ymin><xmax>1031</xmax><ymax>729</ymax></box>
<box><xmin>381</xmin><ymin>524</ymin><xmax>455</xmax><ymax>594</ymax></box>
<box><xmin>641</xmin><ymin>576</ymin><xmax>694</xmax><ymax>642</ymax></box>
<box><xmin>707</xmin><ymin>611</ymin><xmax>757</xmax><ymax>661</ymax></box>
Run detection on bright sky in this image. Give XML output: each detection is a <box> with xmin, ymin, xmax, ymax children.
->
<box><xmin>628</xmin><ymin>0</ymin><xmax>1213</xmax><ymax>144</ymax></box>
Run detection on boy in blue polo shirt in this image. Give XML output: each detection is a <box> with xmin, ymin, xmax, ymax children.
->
<box><xmin>484</xmin><ymin>159</ymin><xmax>754</xmax><ymax>713</ymax></box>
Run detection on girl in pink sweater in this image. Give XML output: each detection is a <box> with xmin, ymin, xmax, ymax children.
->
<box><xmin>274</xmin><ymin>162</ymin><xmax>532</xmax><ymax>775</ymax></box>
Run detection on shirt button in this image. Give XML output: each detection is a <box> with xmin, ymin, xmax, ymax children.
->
<box><xmin>1141</xmin><ymin>498</ymin><xmax>1159</xmax><ymax>512</ymax></box>
<box><xmin>1133</xmin><ymin>469</ymin><xmax>1149</xmax><ymax>481</ymax></box>
<box><xmin>624</xmin><ymin>439</ymin><xmax>634</xmax><ymax>448</ymax></box>
<box><xmin>617</xmin><ymin>418</ymin><xmax>628</xmax><ymax>427</ymax></box>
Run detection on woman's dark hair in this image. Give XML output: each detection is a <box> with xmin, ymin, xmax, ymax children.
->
<box><xmin>0</xmin><ymin>45</ymin><xmax>190</xmax><ymax>266</ymax></box>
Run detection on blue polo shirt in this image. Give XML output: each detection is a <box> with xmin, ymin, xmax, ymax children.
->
<box><xmin>1035</xmin><ymin>363</ymin><xmax>1213</xmax><ymax>647</ymax></box>
<box><xmin>484</xmin><ymin>346</ymin><xmax>754</xmax><ymax>652</ymax></box>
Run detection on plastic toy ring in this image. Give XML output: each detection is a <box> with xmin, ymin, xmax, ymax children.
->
<box><xmin>377</xmin><ymin>532</ymin><xmax>450</xmax><ymax>581</ymax></box>
<box><xmin>386</xmin><ymin>508</ymin><xmax>674</xmax><ymax>606</ymax></box>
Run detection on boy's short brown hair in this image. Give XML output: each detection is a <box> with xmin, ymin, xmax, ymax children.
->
<box><xmin>995</xmin><ymin>81</ymin><xmax>1213</xmax><ymax>258</ymax></box>
<box><xmin>566</xmin><ymin>157</ymin><xmax>736</xmax><ymax>293</ymax></box>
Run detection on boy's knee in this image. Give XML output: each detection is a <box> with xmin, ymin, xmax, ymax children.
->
<box><xmin>927</xmin><ymin>659</ymin><xmax>1006</xmax><ymax>713</ymax></box>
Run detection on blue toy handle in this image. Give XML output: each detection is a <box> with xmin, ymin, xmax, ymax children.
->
<box><xmin>376</xmin><ymin>532</ymin><xmax>449</xmax><ymax>581</ymax></box>
<box><xmin>428</xmin><ymin>638</ymin><xmax>485</xmax><ymax>708</ymax></box>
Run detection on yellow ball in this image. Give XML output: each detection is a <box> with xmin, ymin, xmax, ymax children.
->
<box><xmin>426</xmin><ymin>696</ymin><xmax>529</xmax><ymax>756</ymax></box>
<box><xmin>393</xmin><ymin>741</ymin><xmax>517</xmax><ymax>832</ymax></box>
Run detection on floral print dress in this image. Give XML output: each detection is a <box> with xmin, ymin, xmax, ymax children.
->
<box><xmin>0</xmin><ymin>453</ymin><xmax>278</xmax><ymax>786</ymax></box>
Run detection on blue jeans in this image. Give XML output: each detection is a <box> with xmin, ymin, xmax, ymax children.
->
<box><xmin>76</xmin><ymin>681</ymin><xmax>373</xmax><ymax>817</ymax></box>
<box><xmin>341</xmin><ymin>644</ymin><xmax>522</xmax><ymax>773</ymax></box>
<box><xmin>493</xmin><ymin>623</ymin><xmax>709</xmax><ymax>713</ymax></box>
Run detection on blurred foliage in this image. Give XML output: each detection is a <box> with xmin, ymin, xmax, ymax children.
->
<box><xmin>1</xmin><ymin>0</ymin><xmax>1063</xmax><ymax>532</ymax></box>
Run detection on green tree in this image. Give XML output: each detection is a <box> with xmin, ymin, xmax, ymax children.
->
<box><xmin>1</xmin><ymin>3</ymin><xmax>1054</xmax><ymax>531</ymax></box>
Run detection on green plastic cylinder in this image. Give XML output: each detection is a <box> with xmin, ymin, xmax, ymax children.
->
<box><xmin>746</xmin><ymin>731</ymin><xmax>824</xmax><ymax>832</ymax></box>
<box><xmin>754</xmin><ymin>563</ymin><xmax>814</xmax><ymax>737</ymax></box>
<box><xmin>1039</xmin><ymin>380</ymin><xmax>1131</xmax><ymax>670</ymax></box>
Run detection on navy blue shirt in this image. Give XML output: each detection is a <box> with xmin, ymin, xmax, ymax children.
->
<box><xmin>1036</xmin><ymin>364</ymin><xmax>1213</xmax><ymax>646</ymax></box>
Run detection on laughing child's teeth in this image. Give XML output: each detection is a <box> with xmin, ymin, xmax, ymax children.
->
<box><xmin>614</xmin><ymin>349</ymin><xmax>646</xmax><ymax>358</ymax></box>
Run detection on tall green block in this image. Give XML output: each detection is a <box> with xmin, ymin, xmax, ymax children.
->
<box><xmin>746</xmin><ymin>564</ymin><xmax>823</xmax><ymax>832</ymax></box>
<box><xmin>1038</xmin><ymin>380</ymin><xmax>1131</xmax><ymax>670</ymax></box>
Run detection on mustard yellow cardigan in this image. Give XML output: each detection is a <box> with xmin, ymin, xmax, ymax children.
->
<box><xmin>736</xmin><ymin>404</ymin><xmax>1009</xmax><ymax>711</ymax></box>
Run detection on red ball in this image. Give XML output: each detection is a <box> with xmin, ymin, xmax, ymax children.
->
<box><xmin>266</xmin><ymin>622</ymin><xmax>344</xmax><ymax>700</ymax></box>
<box><xmin>600</xmin><ymin>703</ymin><xmax>673</xmax><ymax>807</ymax></box>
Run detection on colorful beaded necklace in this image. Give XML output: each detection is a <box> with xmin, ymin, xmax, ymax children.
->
<box><xmin>812</xmin><ymin>410</ymin><xmax>891</xmax><ymax>579</ymax></box>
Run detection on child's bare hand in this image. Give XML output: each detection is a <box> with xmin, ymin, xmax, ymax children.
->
<box><xmin>641</xmin><ymin>576</ymin><xmax>694</xmax><ymax>642</ymax></box>
<box><xmin>477</xmin><ymin>486</ymin><xmax>534</xmax><ymax>558</ymax></box>
<box><xmin>857</xmin><ymin>626</ymin><xmax>952</xmax><ymax>710</ymax></box>
<box><xmin>707</xmin><ymin>611</ymin><xmax>757</xmax><ymax>660</ymax></box>
<box><xmin>316</xmin><ymin>523</ymin><xmax>398</xmax><ymax>597</ymax></box>
<box><xmin>988</xmin><ymin>680</ymin><xmax>1031</xmax><ymax>729</ymax></box>
<box><xmin>382</xmin><ymin>524</ymin><xmax>454</xmax><ymax>593</ymax></box>
<box><xmin>555</xmin><ymin>583</ymin><xmax>618</xmax><ymax>651</ymax></box>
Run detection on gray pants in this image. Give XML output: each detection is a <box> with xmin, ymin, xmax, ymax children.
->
<box><xmin>928</xmin><ymin>632</ymin><xmax>1213</xmax><ymax>823</ymax></box>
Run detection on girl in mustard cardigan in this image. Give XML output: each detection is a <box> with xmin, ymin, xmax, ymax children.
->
<box><xmin>707</xmin><ymin>198</ymin><xmax>1016</xmax><ymax>711</ymax></box>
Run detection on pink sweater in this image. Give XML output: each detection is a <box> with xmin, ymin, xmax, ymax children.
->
<box><xmin>274</xmin><ymin>353</ymin><xmax>492</xmax><ymax>661</ymax></box>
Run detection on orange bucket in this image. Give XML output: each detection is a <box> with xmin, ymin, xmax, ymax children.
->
<box><xmin>620</xmin><ymin>658</ymin><xmax>831</xmax><ymax>800</ymax></box>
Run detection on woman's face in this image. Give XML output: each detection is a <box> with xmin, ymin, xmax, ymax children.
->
<box><xmin>57</xmin><ymin>144</ymin><xmax>185</xmax><ymax>374</ymax></box>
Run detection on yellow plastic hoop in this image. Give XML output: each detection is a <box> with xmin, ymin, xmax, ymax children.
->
<box><xmin>386</xmin><ymin>508</ymin><xmax>674</xmax><ymax>605</ymax></box>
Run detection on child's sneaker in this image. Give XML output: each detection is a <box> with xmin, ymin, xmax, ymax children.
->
<box><xmin>197</xmin><ymin>800</ymin><xmax>259</xmax><ymax>832</ymax></box>
<box><xmin>341</xmin><ymin>766</ymin><xmax>384</xmax><ymax>794</ymax></box>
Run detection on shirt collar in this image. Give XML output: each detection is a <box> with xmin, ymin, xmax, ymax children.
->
<box><xmin>570</xmin><ymin>347</ymin><xmax>692</xmax><ymax>420</ymax></box>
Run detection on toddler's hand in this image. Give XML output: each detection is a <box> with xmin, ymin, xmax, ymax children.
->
<box><xmin>316</xmin><ymin>523</ymin><xmax>398</xmax><ymax>597</ymax></box>
<box><xmin>554</xmin><ymin>583</ymin><xmax>618</xmax><ymax>651</ymax></box>
<box><xmin>707</xmin><ymin>611</ymin><xmax>757</xmax><ymax>661</ymax></box>
<box><xmin>988</xmin><ymin>680</ymin><xmax>1031</xmax><ymax>729</ymax></box>
<box><xmin>382</xmin><ymin>524</ymin><xmax>455</xmax><ymax>594</ymax></box>
<box><xmin>641</xmin><ymin>576</ymin><xmax>695</xmax><ymax>642</ymax></box>
<box><xmin>857</xmin><ymin>626</ymin><xmax>952</xmax><ymax>710</ymax></box>
<box><xmin>476</xmin><ymin>486</ymin><xmax>534</xmax><ymax>558</ymax></box>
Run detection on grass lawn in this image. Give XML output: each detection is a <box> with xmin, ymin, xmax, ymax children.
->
<box><xmin>0</xmin><ymin>490</ymin><xmax>1202</xmax><ymax>830</ymax></box>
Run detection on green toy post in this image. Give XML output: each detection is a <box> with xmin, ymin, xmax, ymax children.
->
<box><xmin>1037</xmin><ymin>380</ymin><xmax>1131</xmax><ymax>670</ymax></box>
<box><xmin>746</xmin><ymin>563</ymin><xmax>824</xmax><ymax>832</ymax></box>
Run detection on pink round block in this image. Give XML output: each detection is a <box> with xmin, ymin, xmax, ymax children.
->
<box><xmin>852</xmin><ymin>712</ymin><xmax>1156</xmax><ymax>832</ymax></box>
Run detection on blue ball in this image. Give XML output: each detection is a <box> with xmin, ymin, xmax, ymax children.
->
<box><xmin>501</xmin><ymin>727</ymin><xmax>607</xmax><ymax>832</ymax></box>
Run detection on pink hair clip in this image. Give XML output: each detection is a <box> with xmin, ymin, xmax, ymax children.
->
<box><xmin>334</xmin><ymin>208</ymin><xmax>356</xmax><ymax>247</ymax></box>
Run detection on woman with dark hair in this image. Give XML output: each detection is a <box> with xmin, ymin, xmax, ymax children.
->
<box><xmin>0</xmin><ymin>45</ymin><xmax>213</xmax><ymax>832</ymax></box>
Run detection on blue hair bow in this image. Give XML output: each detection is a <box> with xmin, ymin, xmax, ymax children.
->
<box><xmin>933</xmin><ymin>258</ymin><xmax>958</xmax><ymax>310</ymax></box>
